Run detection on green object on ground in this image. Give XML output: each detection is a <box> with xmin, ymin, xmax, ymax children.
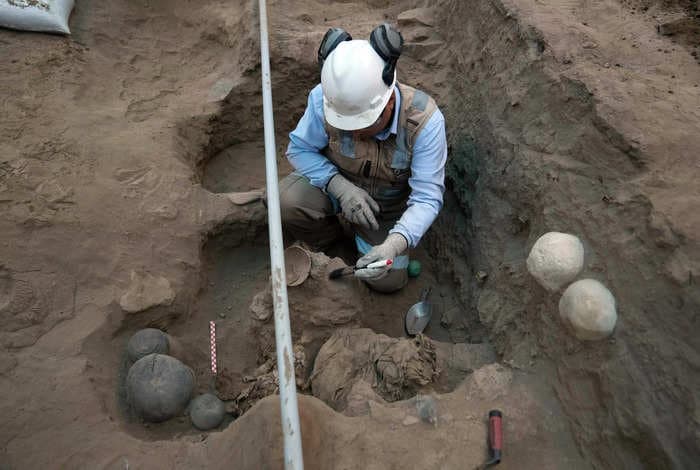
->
<box><xmin>408</xmin><ymin>259</ymin><xmax>422</xmax><ymax>278</ymax></box>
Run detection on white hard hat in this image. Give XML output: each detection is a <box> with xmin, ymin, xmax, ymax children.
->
<box><xmin>321</xmin><ymin>40</ymin><xmax>396</xmax><ymax>131</ymax></box>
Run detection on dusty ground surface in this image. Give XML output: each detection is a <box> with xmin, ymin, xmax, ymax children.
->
<box><xmin>0</xmin><ymin>0</ymin><xmax>698</xmax><ymax>468</ymax></box>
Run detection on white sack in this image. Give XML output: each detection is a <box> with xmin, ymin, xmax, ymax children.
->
<box><xmin>0</xmin><ymin>0</ymin><xmax>74</xmax><ymax>34</ymax></box>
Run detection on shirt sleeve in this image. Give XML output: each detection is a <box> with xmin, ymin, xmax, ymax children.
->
<box><xmin>285</xmin><ymin>84</ymin><xmax>338</xmax><ymax>188</ymax></box>
<box><xmin>389</xmin><ymin>108</ymin><xmax>447</xmax><ymax>248</ymax></box>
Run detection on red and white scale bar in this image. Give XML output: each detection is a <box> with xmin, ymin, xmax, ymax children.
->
<box><xmin>209</xmin><ymin>320</ymin><xmax>217</xmax><ymax>375</ymax></box>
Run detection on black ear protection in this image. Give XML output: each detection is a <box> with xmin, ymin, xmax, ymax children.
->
<box><xmin>318</xmin><ymin>27</ymin><xmax>353</xmax><ymax>69</ymax></box>
<box><xmin>318</xmin><ymin>24</ymin><xmax>404</xmax><ymax>87</ymax></box>
<box><xmin>369</xmin><ymin>23</ymin><xmax>404</xmax><ymax>86</ymax></box>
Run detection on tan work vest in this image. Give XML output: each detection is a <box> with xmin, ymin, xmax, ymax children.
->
<box><xmin>323</xmin><ymin>83</ymin><xmax>438</xmax><ymax>242</ymax></box>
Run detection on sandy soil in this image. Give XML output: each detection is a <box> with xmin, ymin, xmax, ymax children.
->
<box><xmin>435</xmin><ymin>0</ymin><xmax>699</xmax><ymax>467</ymax></box>
<box><xmin>0</xmin><ymin>0</ymin><xmax>698</xmax><ymax>468</ymax></box>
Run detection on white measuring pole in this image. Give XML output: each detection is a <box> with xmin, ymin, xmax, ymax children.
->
<box><xmin>257</xmin><ymin>1</ymin><xmax>304</xmax><ymax>469</ymax></box>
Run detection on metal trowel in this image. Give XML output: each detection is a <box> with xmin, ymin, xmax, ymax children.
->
<box><xmin>405</xmin><ymin>287</ymin><xmax>432</xmax><ymax>336</ymax></box>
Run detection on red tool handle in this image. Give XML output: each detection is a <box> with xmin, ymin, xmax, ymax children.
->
<box><xmin>487</xmin><ymin>410</ymin><xmax>502</xmax><ymax>466</ymax></box>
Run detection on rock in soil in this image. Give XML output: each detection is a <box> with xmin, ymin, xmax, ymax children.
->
<box><xmin>119</xmin><ymin>271</ymin><xmax>175</xmax><ymax>314</ymax></box>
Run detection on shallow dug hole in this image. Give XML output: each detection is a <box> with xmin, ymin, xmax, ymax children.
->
<box><xmin>83</xmin><ymin>219</ymin><xmax>489</xmax><ymax>439</ymax></box>
<box><xmin>80</xmin><ymin>0</ymin><xmax>489</xmax><ymax>438</ymax></box>
<box><xmin>84</xmin><ymin>234</ymin><xmax>272</xmax><ymax>440</ymax></box>
<box><xmin>202</xmin><ymin>141</ymin><xmax>266</xmax><ymax>193</ymax></box>
<box><xmin>200</xmin><ymin>138</ymin><xmax>294</xmax><ymax>193</ymax></box>
<box><xmin>170</xmin><ymin>238</ymin><xmax>272</xmax><ymax>411</ymax></box>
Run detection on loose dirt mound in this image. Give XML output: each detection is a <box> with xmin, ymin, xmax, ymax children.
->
<box><xmin>200</xmin><ymin>363</ymin><xmax>587</xmax><ymax>469</ymax></box>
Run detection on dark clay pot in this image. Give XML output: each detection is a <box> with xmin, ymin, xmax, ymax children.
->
<box><xmin>127</xmin><ymin>353</ymin><xmax>194</xmax><ymax>422</ymax></box>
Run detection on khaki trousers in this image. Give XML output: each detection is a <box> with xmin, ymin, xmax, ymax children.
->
<box><xmin>279</xmin><ymin>173</ymin><xmax>408</xmax><ymax>293</ymax></box>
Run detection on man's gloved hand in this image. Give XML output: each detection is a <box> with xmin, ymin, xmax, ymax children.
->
<box><xmin>327</xmin><ymin>174</ymin><xmax>380</xmax><ymax>231</ymax></box>
<box><xmin>355</xmin><ymin>233</ymin><xmax>408</xmax><ymax>281</ymax></box>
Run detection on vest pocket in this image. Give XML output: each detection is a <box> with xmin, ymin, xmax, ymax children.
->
<box><xmin>390</xmin><ymin>167</ymin><xmax>410</xmax><ymax>182</ymax></box>
<box><xmin>388</xmin><ymin>124</ymin><xmax>410</xmax><ymax>171</ymax></box>
<box><xmin>378</xmin><ymin>187</ymin><xmax>406</xmax><ymax>198</ymax></box>
<box><xmin>328</xmin><ymin>131</ymin><xmax>356</xmax><ymax>161</ymax></box>
<box><xmin>384</xmin><ymin>141</ymin><xmax>410</xmax><ymax>183</ymax></box>
<box><xmin>330</xmin><ymin>131</ymin><xmax>354</xmax><ymax>158</ymax></box>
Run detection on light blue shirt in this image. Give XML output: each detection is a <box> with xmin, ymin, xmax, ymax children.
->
<box><xmin>286</xmin><ymin>84</ymin><xmax>447</xmax><ymax>248</ymax></box>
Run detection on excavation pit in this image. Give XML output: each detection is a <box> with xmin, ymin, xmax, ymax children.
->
<box><xmin>4</xmin><ymin>0</ymin><xmax>698</xmax><ymax>466</ymax></box>
<box><xmin>201</xmin><ymin>140</ymin><xmax>294</xmax><ymax>194</ymax></box>
<box><xmin>84</xmin><ymin>220</ymin><xmax>486</xmax><ymax>440</ymax></box>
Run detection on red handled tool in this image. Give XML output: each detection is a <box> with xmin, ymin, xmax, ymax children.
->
<box><xmin>482</xmin><ymin>410</ymin><xmax>502</xmax><ymax>468</ymax></box>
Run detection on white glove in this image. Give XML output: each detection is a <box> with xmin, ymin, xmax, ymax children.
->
<box><xmin>327</xmin><ymin>174</ymin><xmax>380</xmax><ymax>231</ymax></box>
<box><xmin>355</xmin><ymin>233</ymin><xmax>408</xmax><ymax>280</ymax></box>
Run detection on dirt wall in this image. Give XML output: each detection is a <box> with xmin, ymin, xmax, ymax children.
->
<box><xmin>431</xmin><ymin>0</ymin><xmax>700</xmax><ymax>467</ymax></box>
